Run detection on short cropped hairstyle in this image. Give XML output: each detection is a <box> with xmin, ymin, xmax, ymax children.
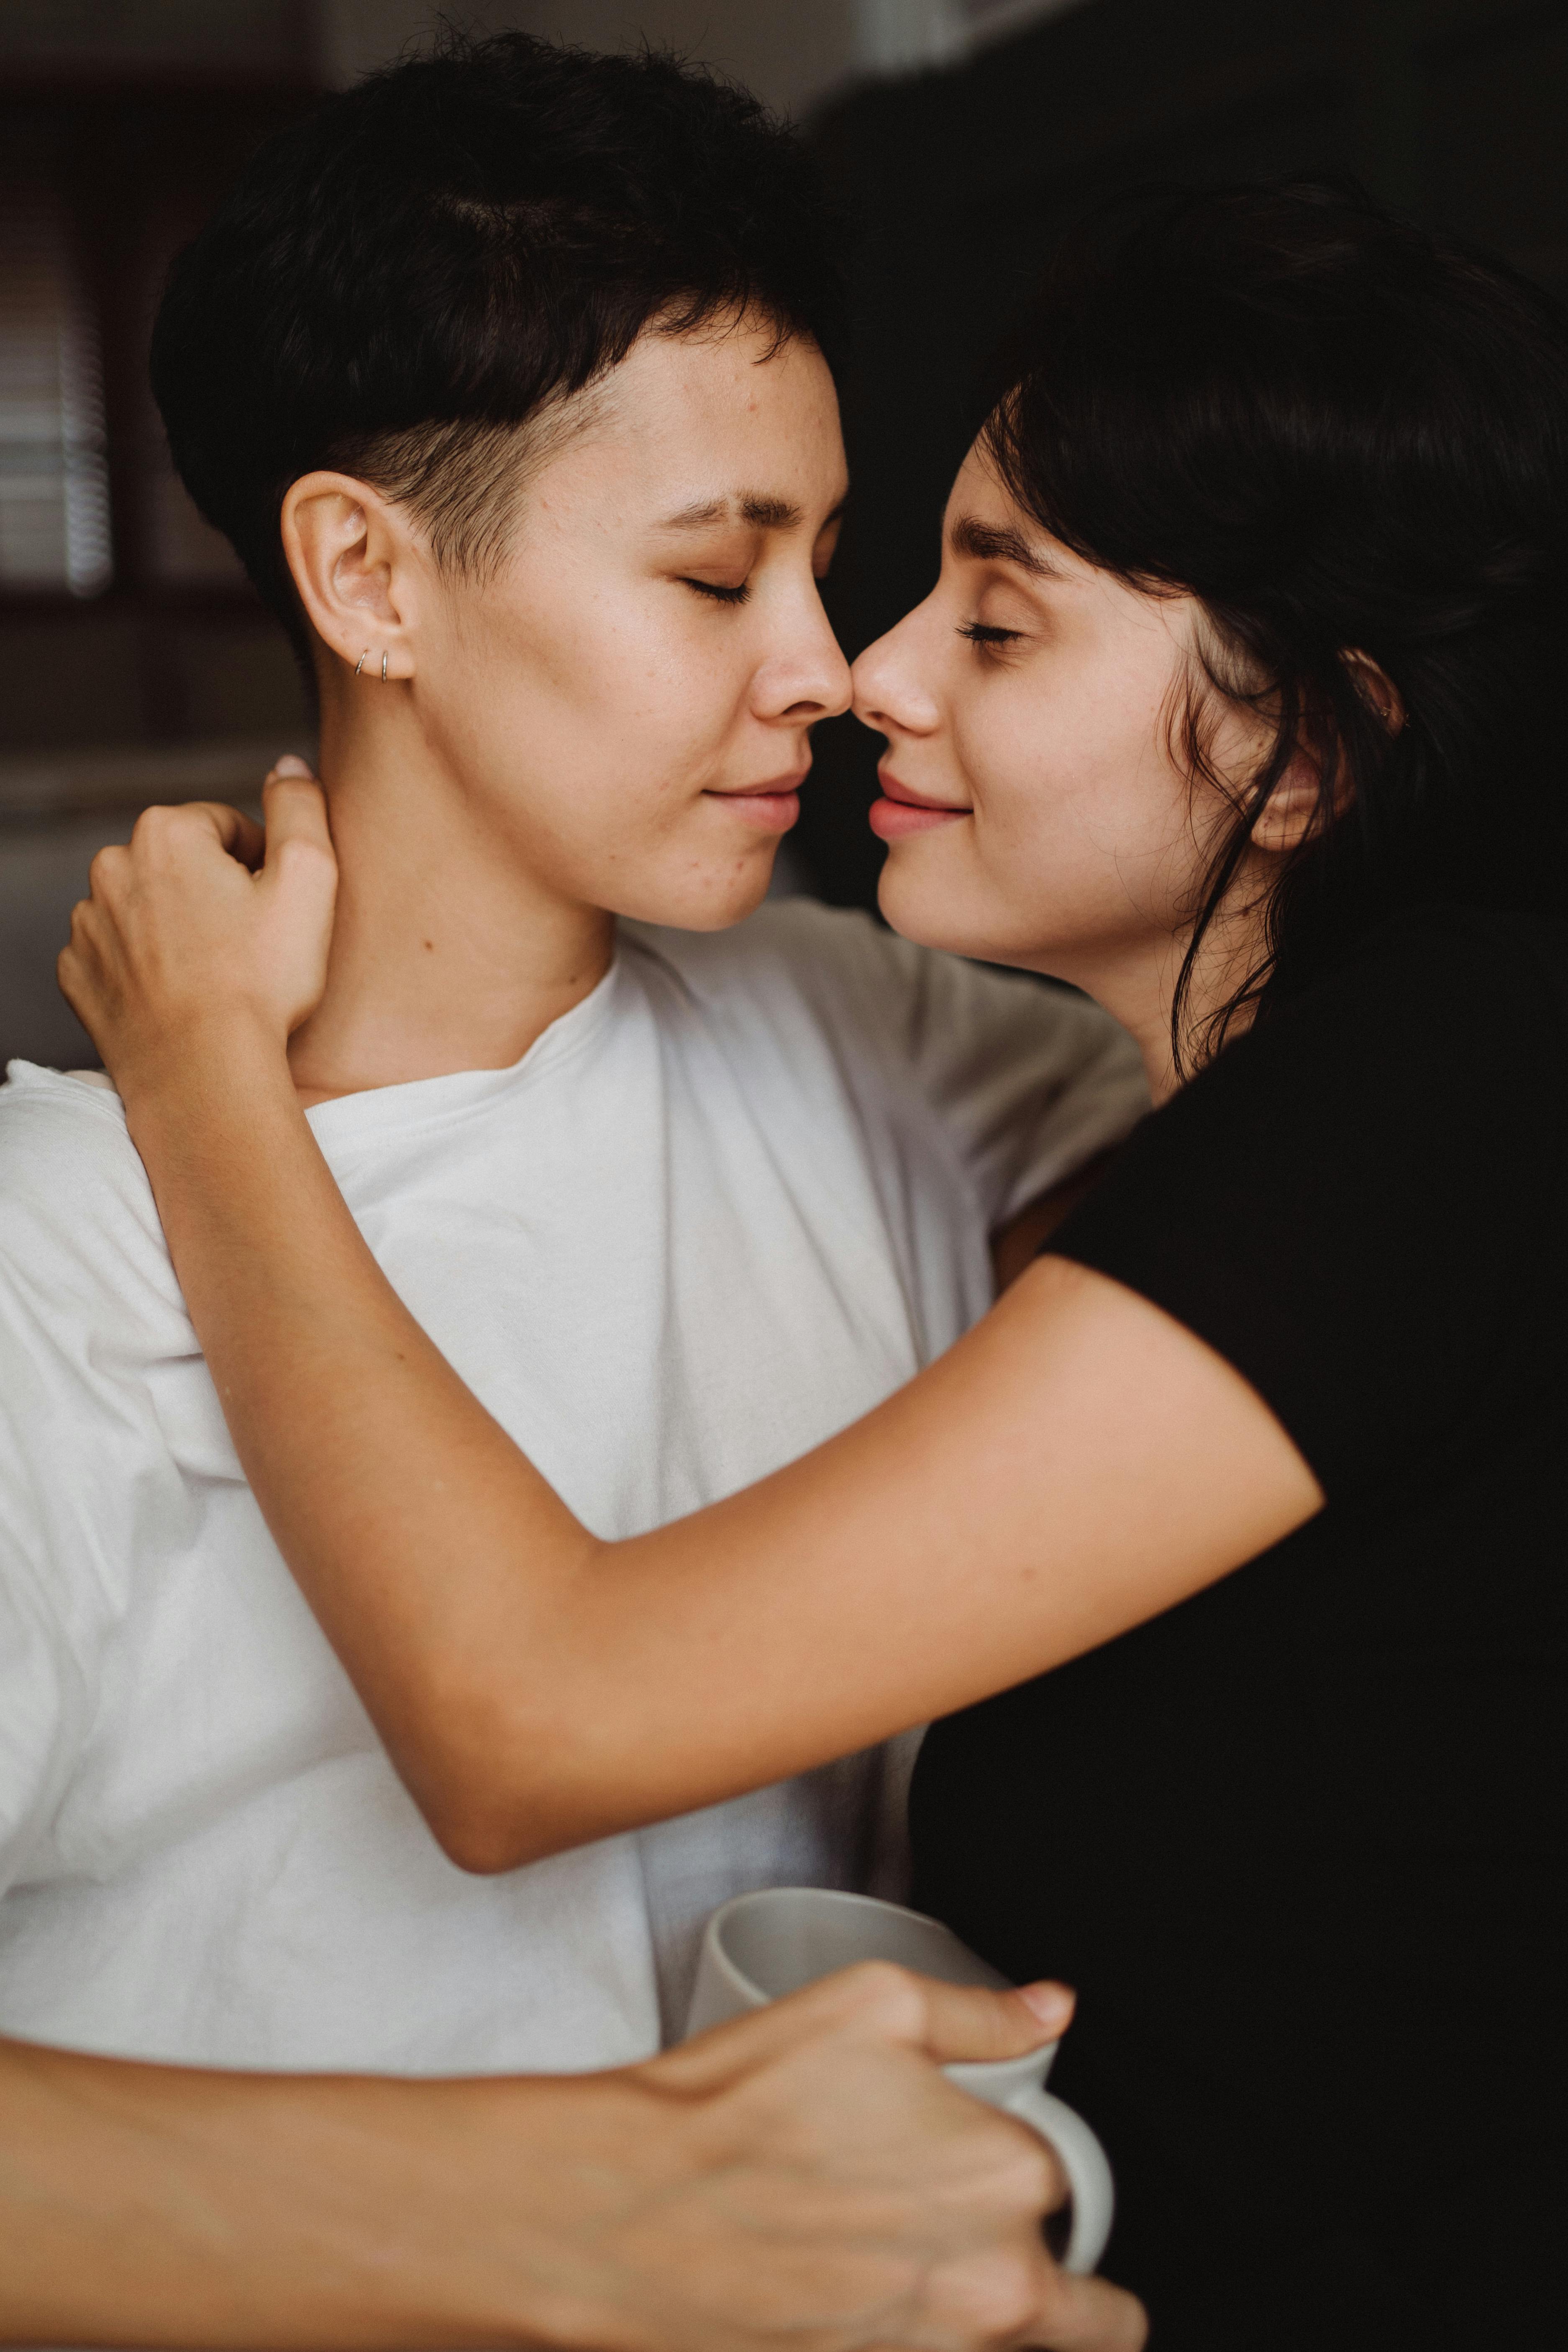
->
<box><xmin>981</xmin><ymin>177</ymin><xmax>1568</xmax><ymax>1067</ymax></box>
<box><xmin>151</xmin><ymin>30</ymin><xmax>846</xmax><ymax>649</ymax></box>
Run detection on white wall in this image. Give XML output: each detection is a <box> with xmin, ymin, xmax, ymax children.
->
<box><xmin>318</xmin><ymin>1</ymin><xmax>1089</xmax><ymax>117</ymax></box>
<box><xmin>318</xmin><ymin>1</ymin><xmax>856</xmax><ymax>115</ymax></box>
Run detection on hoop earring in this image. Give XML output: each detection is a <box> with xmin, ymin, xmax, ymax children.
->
<box><xmin>354</xmin><ymin>649</ymin><xmax>369</xmax><ymax>678</ymax></box>
<box><xmin>381</xmin><ymin>650</ymin><xmax>389</xmax><ymax>684</ymax></box>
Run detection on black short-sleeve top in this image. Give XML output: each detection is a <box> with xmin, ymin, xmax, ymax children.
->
<box><xmin>909</xmin><ymin>908</ymin><xmax>1568</xmax><ymax>2352</ymax></box>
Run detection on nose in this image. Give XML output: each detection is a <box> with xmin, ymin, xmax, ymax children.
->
<box><xmin>756</xmin><ymin>579</ymin><xmax>853</xmax><ymax>728</ymax></box>
<box><xmin>852</xmin><ymin>600</ymin><xmax>941</xmax><ymax>739</ymax></box>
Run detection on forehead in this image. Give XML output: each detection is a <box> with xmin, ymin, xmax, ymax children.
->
<box><xmin>942</xmin><ymin>446</ymin><xmax>1096</xmax><ymax>589</ymax></box>
<box><xmin>941</xmin><ymin>443</ymin><xmax>1196</xmax><ymax>646</ymax></box>
<box><xmin>943</xmin><ymin>444</ymin><xmax>1048</xmax><ymax>551</ymax></box>
<box><xmin>543</xmin><ymin>319</ymin><xmax>846</xmax><ymax>519</ymax></box>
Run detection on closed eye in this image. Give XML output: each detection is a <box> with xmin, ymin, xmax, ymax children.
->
<box><xmin>684</xmin><ymin>578</ymin><xmax>751</xmax><ymax>605</ymax></box>
<box><xmin>958</xmin><ymin>621</ymin><xmax>1022</xmax><ymax>646</ymax></box>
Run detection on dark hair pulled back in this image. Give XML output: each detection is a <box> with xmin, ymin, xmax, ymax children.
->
<box><xmin>983</xmin><ymin>177</ymin><xmax>1568</xmax><ymax>1068</ymax></box>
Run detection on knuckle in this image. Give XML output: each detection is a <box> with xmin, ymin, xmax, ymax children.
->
<box><xmin>87</xmin><ymin>843</ymin><xmax>127</xmax><ymax>894</ymax></box>
<box><xmin>130</xmin><ymin>800</ymin><xmax>176</xmax><ymax>845</ymax></box>
<box><xmin>937</xmin><ymin>2245</ymin><xmax>1048</xmax><ymax>2347</ymax></box>
<box><xmin>833</xmin><ymin>1958</ymin><xmax>929</xmax><ymax>2032</ymax></box>
<box><xmin>275</xmin><ymin>835</ymin><xmax>335</xmax><ymax>882</ymax></box>
<box><xmin>133</xmin><ymin>799</ymin><xmax>208</xmax><ymax>859</ymax></box>
<box><xmin>987</xmin><ymin>2248</ymin><xmax>1050</xmax><ymax>2340</ymax></box>
<box><xmin>956</xmin><ymin>2105</ymin><xmax>1058</xmax><ymax>2218</ymax></box>
<box><xmin>1004</xmin><ymin>2129</ymin><xmax>1060</xmax><ymax>2217</ymax></box>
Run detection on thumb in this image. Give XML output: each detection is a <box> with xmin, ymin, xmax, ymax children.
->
<box><xmin>261</xmin><ymin>766</ymin><xmax>338</xmax><ymax>894</ymax></box>
<box><xmin>261</xmin><ymin>769</ymin><xmax>334</xmax><ymax>864</ymax></box>
<box><xmin>896</xmin><ymin>1974</ymin><xmax>1076</xmax><ymax>2066</ymax></box>
<box><xmin>651</xmin><ymin>1969</ymin><xmax>1074</xmax><ymax>2095</ymax></box>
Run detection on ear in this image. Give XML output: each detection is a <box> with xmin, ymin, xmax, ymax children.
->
<box><xmin>280</xmin><ymin>472</ymin><xmax>422</xmax><ymax>683</ymax></box>
<box><xmin>1341</xmin><ymin>647</ymin><xmax>1405</xmax><ymax>736</ymax></box>
<box><xmin>1248</xmin><ymin>740</ymin><xmax>1330</xmax><ymax>857</ymax></box>
<box><xmin>1250</xmin><ymin>649</ymin><xmax>1404</xmax><ymax>857</ymax></box>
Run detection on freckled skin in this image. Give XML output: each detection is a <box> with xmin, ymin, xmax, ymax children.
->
<box><xmin>271</xmin><ymin>322</ymin><xmax>854</xmax><ymax>1105</ymax></box>
<box><xmin>374</xmin><ymin>325</ymin><xmax>853</xmax><ymax>939</ymax></box>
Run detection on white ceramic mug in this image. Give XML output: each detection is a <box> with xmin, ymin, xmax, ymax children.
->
<box><xmin>686</xmin><ymin>1886</ymin><xmax>1115</xmax><ymax>2275</ymax></box>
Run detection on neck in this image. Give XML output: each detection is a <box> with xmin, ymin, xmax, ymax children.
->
<box><xmin>1036</xmin><ymin>898</ymin><xmax>1268</xmax><ymax>1108</ymax></box>
<box><xmin>287</xmin><ymin>686</ymin><xmax>613</xmax><ymax>1109</ymax></box>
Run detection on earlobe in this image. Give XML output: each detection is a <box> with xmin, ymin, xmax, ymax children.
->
<box><xmin>1249</xmin><ymin>749</ymin><xmax>1330</xmax><ymax>856</ymax></box>
<box><xmin>280</xmin><ymin>470</ymin><xmax>416</xmax><ymax>683</ymax></box>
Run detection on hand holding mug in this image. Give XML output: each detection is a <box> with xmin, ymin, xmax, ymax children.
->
<box><xmin>653</xmin><ymin>1939</ymin><xmax>1144</xmax><ymax>2352</ymax></box>
<box><xmin>688</xmin><ymin>1889</ymin><xmax>1117</xmax><ymax>2281</ymax></box>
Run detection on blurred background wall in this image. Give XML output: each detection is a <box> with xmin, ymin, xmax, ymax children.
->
<box><xmin>3</xmin><ymin>0</ymin><xmax>1565</xmax><ymax>1062</ymax></box>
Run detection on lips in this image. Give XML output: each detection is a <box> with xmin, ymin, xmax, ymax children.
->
<box><xmin>705</xmin><ymin>773</ymin><xmax>807</xmax><ymax>835</ymax></box>
<box><xmin>869</xmin><ymin>770</ymin><xmax>971</xmax><ymax>842</ymax></box>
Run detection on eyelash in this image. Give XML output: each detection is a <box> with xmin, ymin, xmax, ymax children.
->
<box><xmin>684</xmin><ymin>578</ymin><xmax>751</xmax><ymax>605</ymax></box>
<box><xmin>958</xmin><ymin>621</ymin><xmax>1022</xmax><ymax>649</ymax></box>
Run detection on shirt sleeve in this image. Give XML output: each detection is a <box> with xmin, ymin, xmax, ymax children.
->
<box><xmin>1048</xmin><ymin>910</ymin><xmax>1568</xmax><ymax>1499</ymax></box>
<box><xmin>0</xmin><ymin>1080</ymin><xmax>134</xmax><ymax>1899</ymax></box>
<box><xmin>890</xmin><ymin>944</ymin><xmax>1150</xmax><ymax>1228</ymax></box>
<box><xmin>748</xmin><ymin>904</ymin><xmax>1149</xmax><ymax>1230</ymax></box>
<box><xmin>641</xmin><ymin>902</ymin><xmax>1150</xmax><ymax>1231</ymax></box>
<box><xmin>0</xmin><ymin>1418</ymin><xmax>89</xmax><ymax>1897</ymax></box>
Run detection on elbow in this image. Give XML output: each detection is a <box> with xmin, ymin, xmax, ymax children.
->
<box><xmin>403</xmin><ymin>1719</ymin><xmax>607</xmax><ymax>1877</ymax></box>
<box><xmin>427</xmin><ymin>1804</ymin><xmax>547</xmax><ymax>1877</ymax></box>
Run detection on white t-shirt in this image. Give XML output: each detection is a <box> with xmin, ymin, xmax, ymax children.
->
<box><xmin>0</xmin><ymin>902</ymin><xmax>1145</xmax><ymax>2075</ymax></box>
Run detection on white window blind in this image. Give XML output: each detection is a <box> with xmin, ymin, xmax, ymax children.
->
<box><xmin>0</xmin><ymin>185</ymin><xmax>112</xmax><ymax>596</ymax></box>
<box><xmin>856</xmin><ymin>0</ymin><xmax>1088</xmax><ymax>75</ymax></box>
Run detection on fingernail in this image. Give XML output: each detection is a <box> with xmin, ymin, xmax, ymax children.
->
<box><xmin>1016</xmin><ymin>1981</ymin><xmax>1074</xmax><ymax>2036</ymax></box>
<box><xmin>271</xmin><ymin>753</ymin><xmax>313</xmax><ymax>777</ymax></box>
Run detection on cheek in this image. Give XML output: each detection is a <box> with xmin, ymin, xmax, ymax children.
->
<box><xmin>974</xmin><ymin>674</ymin><xmax>1191</xmax><ymax>886</ymax></box>
<box><xmin>438</xmin><ymin>592</ymin><xmax>738</xmax><ymax>825</ymax></box>
<box><xmin>536</xmin><ymin>589</ymin><xmax>751</xmax><ymax>780</ymax></box>
<box><xmin>878</xmin><ymin>677</ymin><xmax>1199</xmax><ymax>961</ymax></box>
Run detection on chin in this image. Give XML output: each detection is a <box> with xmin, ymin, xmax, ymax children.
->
<box><xmin>608</xmin><ymin>843</ymin><xmax>779</xmax><ymax>933</ymax></box>
<box><xmin>876</xmin><ymin>844</ymin><xmax>989</xmax><ymax>959</ymax></box>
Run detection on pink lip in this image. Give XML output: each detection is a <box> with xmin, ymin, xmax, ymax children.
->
<box><xmin>870</xmin><ymin>771</ymin><xmax>971</xmax><ymax>841</ymax></box>
<box><xmin>705</xmin><ymin>774</ymin><xmax>806</xmax><ymax>835</ymax></box>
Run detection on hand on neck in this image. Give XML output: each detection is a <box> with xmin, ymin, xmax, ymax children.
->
<box><xmin>286</xmin><ymin>679</ymin><xmax>615</xmax><ymax>1110</ymax></box>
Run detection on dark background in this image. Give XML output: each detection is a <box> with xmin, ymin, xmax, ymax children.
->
<box><xmin>3</xmin><ymin>0</ymin><xmax>1566</xmax><ymax>1059</ymax></box>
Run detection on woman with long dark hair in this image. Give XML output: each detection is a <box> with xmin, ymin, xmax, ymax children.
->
<box><xmin>64</xmin><ymin>179</ymin><xmax>1567</xmax><ymax>2347</ymax></box>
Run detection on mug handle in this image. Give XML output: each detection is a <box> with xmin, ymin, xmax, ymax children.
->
<box><xmin>1004</xmin><ymin>2083</ymin><xmax>1116</xmax><ymax>2275</ymax></box>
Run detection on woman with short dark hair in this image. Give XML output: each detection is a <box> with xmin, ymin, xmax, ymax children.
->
<box><xmin>65</xmin><ymin>178</ymin><xmax>1568</xmax><ymax>2348</ymax></box>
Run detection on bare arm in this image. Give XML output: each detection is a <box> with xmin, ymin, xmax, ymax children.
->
<box><xmin>61</xmin><ymin>787</ymin><xmax>1322</xmax><ymax>1875</ymax></box>
<box><xmin>2</xmin><ymin>1970</ymin><xmax>1144</xmax><ymax>2350</ymax></box>
<box><xmin>990</xmin><ymin>1152</ymin><xmax>1117</xmax><ymax>1294</ymax></box>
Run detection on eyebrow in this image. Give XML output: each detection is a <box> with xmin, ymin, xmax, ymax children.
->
<box><xmin>948</xmin><ymin>513</ymin><xmax>1061</xmax><ymax>576</ymax></box>
<box><xmin>656</xmin><ymin>492</ymin><xmax>830</xmax><ymax>533</ymax></box>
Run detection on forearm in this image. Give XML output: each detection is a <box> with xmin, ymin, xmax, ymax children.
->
<box><xmin>124</xmin><ymin>1020</ymin><xmax>1315</xmax><ymax>1878</ymax></box>
<box><xmin>123</xmin><ymin>1025</ymin><xmax>602</xmax><ymax>1849</ymax></box>
<box><xmin>0</xmin><ymin>2034</ymin><xmax>641</xmax><ymax>2349</ymax></box>
<box><xmin>2</xmin><ymin>1955</ymin><xmax>1145</xmax><ymax>2352</ymax></box>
